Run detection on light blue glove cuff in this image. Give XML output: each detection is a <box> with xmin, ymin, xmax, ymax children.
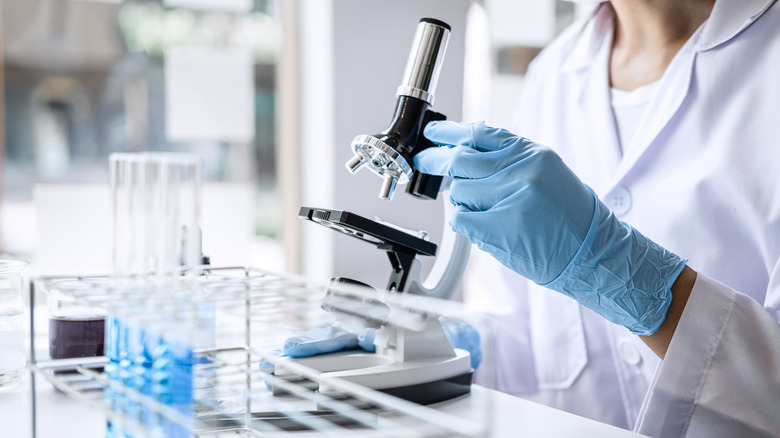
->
<box><xmin>543</xmin><ymin>188</ymin><xmax>687</xmax><ymax>336</ymax></box>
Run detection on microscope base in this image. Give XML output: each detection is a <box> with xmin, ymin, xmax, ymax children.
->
<box><xmin>376</xmin><ymin>369</ymin><xmax>473</xmax><ymax>405</ymax></box>
<box><xmin>274</xmin><ymin>350</ymin><xmax>473</xmax><ymax>405</ymax></box>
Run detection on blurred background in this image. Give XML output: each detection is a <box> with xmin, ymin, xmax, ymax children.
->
<box><xmin>0</xmin><ymin>0</ymin><xmax>593</xmax><ymax>290</ymax></box>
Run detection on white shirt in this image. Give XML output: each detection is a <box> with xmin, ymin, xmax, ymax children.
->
<box><xmin>466</xmin><ymin>0</ymin><xmax>780</xmax><ymax>436</ymax></box>
<box><xmin>610</xmin><ymin>81</ymin><xmax>658</xmax><ymax>154</ymax></box>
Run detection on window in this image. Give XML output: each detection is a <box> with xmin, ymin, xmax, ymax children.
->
<box><xmin>2</xmin><ymin>0</ymin><xmax>282</xmax><ymax>271</ymax></box>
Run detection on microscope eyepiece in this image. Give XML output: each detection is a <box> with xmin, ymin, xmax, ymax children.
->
<box><xmin>345</xmin><ymin>18</ymin><xmax>451</xmax><ymax>200</ymax></box>
<box><xmin>419</xmin><ymin>17</ymin><xmax>451</xmax><ymax>30</ymax></box>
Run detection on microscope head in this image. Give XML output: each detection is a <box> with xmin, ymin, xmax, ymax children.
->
<box><xmin>344</xmin><ymin>18</ymin><xmax>451</xmax><ymax>201</ymax></box>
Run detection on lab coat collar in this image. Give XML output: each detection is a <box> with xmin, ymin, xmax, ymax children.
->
<box><xmin>608</xmin><ymin>0</ymin><xmax>777</xmax><ymax>187</ymax></box>
<box><xmin>561</xmin><ymin>3</ymin><xmax>612</xmax><ymax>75</ymax></box>
<box><xmin>562</xmin><ymin>0</ymin><xmax>777</xmax><ymax>67</ymax></box>
<box><xmin>579</xmin><ymin>23</ymin><xmax>622</xmax><ymax>190</ymax></box>
<box><xmin>609</xmin><ymin>34</ymin><xmax>698</xmax><ymax>188</ymax></box>
<box><xmin>696</xmin><ymin>0</ymin><xmax>777</xmax><ymax>51</ymax></box>
<box><xmin>562</xmin><ymin>0</ymin><xmax>777</xmax><ymax>192</ymax></box>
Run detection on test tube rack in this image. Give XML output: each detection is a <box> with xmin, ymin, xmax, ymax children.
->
<box><xmin>26</xmin><ymin>266</ymin><xmax>494</xmax><ymax>437</ymax></box>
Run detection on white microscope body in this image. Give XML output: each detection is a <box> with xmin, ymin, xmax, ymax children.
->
<box><xmin>277</xmin><ymin>17</ymin><xmax>473</xmax><ymax>405</ymax></box>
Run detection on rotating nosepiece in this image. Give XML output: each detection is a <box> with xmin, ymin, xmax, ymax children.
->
<box><xmin>346</xmin><ymin>134</ymin><xmax>413</xmax><ymax>200</ymax></box>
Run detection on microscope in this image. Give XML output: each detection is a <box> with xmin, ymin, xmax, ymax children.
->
<box><xmin>286</xmin><ymin>18</ymin><xmax>473</xmax><ymax>405</ymax></box>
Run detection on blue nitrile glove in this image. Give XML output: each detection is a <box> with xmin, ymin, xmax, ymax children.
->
<box><xmin>414</xmin><ymin>121</ymin><xmax>687</xmax><ymax>336</ymax></box>
<box><xmin>261</xmin><ymin>323</ymin><xmax>375</xmax><ymax>386</ymax></box>
<box><xmin>282</xmin><ymin>318</ymin><xmax>482</xmax><ymax>370</ymax></box>
<box><xmin>439</xmin><ymin>316</ymin><xmax>482</xmax><ymax>370</ymax></box>
<box><xmin>283</xmin><ymin>321</ymin><xmax>376</xmax><ymax>358</ymax></box>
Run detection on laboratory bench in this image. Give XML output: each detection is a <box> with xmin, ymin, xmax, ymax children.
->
<box><xmin>2</xmin><ymin>372</ymin><xmax>645</xmax><ymax>438</ymax></box>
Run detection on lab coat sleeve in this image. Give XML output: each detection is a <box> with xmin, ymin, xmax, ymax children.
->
<box><xmin>635</xmin><ymin>272</ymin><xmax>780</xmax><ymax>438</ymax></box>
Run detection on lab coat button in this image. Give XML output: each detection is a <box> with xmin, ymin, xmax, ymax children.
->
<box><xmin>606</xmin><ymin>187</ymin><xmax>632</xmax><ymax>216</ymax></box>
<box><xmin>618</xmin><ymin>338</ymin><xmax>641</xmax><ymax>366</ymax></box>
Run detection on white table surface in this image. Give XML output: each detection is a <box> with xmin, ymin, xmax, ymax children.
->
<box><xmin>2</xmin><ymin>372</ymin><xmax>644</xmax><ymax>438</ymax></box>
<box><xmin>5</xmin><ymin>303</ymin><xmax>645</xmax><ymax>437</ymax></box>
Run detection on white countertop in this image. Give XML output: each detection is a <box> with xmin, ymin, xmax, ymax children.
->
<box><xmin>2</xmin><ymin>371</ymin><xmax>644</xmax><ymax>438</ymax></box>
<box><xmin>433</xmin><ymin>385</ymin><xmax>645</xmax><ymax>438</ymax></box>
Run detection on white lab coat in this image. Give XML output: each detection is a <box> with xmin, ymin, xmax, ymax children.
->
<box><xmin>467</xmin><ymin>0</ymin><xmax>780</xmax><ymax>436</ymax></box>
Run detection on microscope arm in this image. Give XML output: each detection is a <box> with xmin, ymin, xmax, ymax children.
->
<box><xmin>406</xmin><ymin>186</ymin><xmax>471</xmax><ymax>300</ymax></box>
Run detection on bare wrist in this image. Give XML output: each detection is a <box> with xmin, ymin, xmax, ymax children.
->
<box><xmin>641</xmin><ymin>265</ymin><xmax>697</xmax><ymax>359</ymax></box>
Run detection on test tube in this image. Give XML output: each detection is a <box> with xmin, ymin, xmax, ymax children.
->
<box><xmin>110</xmin><ymin>152</ymin><xmax>202</xmax><ymax>281</ymax></box>
<box><xmin>108</xmin><ymin>152</ymin><xmax>204</xmax><ymax>436</ymax></box>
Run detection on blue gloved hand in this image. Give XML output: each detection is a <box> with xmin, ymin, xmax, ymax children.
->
<box><xmin>439</xmin><ymin>316</ymin><xmax>482</xmax><ymax>370</ymax></box>
<box><xmin>414</xmin><ymin>121</ymin><xmax>687</xmax><ymax>336</ymax></box>
<box><xmin>282</xmin><ymin>318</ymin><xmax>483</xmax><ymax>370</ymax></box>
<box><xmin>283</xmin><ymin>321</ymin><xmax>376</xmax><ymax>357</ymax></box>
<box><xmin>260</xmin><ymin>323</ymin><xmax>376</xmax><ymax>386</ymax></box>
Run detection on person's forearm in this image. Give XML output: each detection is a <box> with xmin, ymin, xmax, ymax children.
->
<box><xmin>640</xmin><ymin>265</ymin><xmax>697</xmax><ymax>359</ymax></box>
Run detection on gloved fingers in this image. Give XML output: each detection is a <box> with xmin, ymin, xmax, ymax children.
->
<box><xmin>423</xmin><ymin>121</ymin><xmax>522</xmax><ymax>152</ymax></box>
<box><xmin>258</xmin><ymin>349</ymin><xmax>285</xmax><ymax>374</ymax></box>
<box><xmin>448</xmin><ymin>205</ymin><xmax>487</xmax><ymax>242</ymax></box>
<box><xmin>259</xmin><ymin>349</ymin><xmax>286</xmax><ymax>389</ymax></box>
<box><xmin>413</xmin><ymin>145</ymin><xmax>481</xmax><ymax>177</ymax></box>
<box><xmin>283</xmin><ymin>321</ymin><xmax>359</xmax><ymax>358</ymax></box>
<box><xmin>439</xmin><ymin>316</ymin><xmax>483</xmax><ymax>371</ymax></box>
<box><xmin>357</xmin><ymin>327</ymin><xmax>376</xmax><ymax>352</ymax></box>
<box><xmin>448</xmin><ymin>168</ymin><xmax>532</xmax><ymax>211</ymax></box>
<box><xmin>450</xmin><ymin>201</ymin><xmax>592</xmax><ymax>284</ymax></box>
<box><xmin>414</xmin><ymin>141</ymin><xmax>529</xmax><ymax>179</ymax></box>
<box><xmin>449</xmin><ymin>204</ymin><xmax>538</xmax><ymax>256</ymax></box>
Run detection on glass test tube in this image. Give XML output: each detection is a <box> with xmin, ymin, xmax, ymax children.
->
<box><xmin>108</xmin><ymin>152</ymin><xmax>204</xmax><ymax>437</ymax></box>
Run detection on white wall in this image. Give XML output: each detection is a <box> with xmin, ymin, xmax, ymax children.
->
<box><xmin>298</xmin><ymin>0</ymin><xmax>470</xmax><ymax>290</ymax></box>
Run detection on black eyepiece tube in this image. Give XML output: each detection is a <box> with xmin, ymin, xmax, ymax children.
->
<box><xmin>420</xmin><ymin>17</ymin><xmax>451</xmax><ymax>30</ymax></box>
